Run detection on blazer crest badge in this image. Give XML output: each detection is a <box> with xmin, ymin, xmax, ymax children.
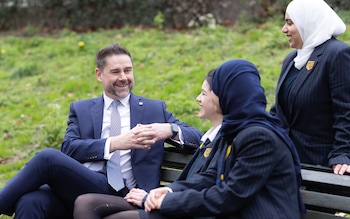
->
<box><xmin>204</xmin><ymin>148</ymin><xmax>212</xmax><ymax>158</ymax></box>
<box><xmin>306</xmin><ymin>61</ymin><xmax>315</xmax><ymax>70</ymax></box>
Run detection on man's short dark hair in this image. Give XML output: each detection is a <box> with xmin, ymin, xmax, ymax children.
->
<box><xmin>96</xmin><ymin>43</ymin><xmax>133</xmax><ymax>71</ymax></box>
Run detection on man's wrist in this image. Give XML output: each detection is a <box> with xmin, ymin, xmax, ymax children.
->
<box><xmin>170</xmin><ymin>123</ymin><xmax>179</xmax><ymax>138</ymax></box>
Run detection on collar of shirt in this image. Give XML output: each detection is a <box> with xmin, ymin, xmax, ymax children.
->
<box><xmin>201</xmin><ymin>124</ymin><xmax>222</xmax><ymax>142</ymax></box>
<box><xmin>103</xmin><ymin>93</ymin><xmax>130</xmax><ymax>109</ymax></box>
<box><xmin>101</xmin><ymin>93</ymin><xmax>131</xmax><ymax>138</ymax></box>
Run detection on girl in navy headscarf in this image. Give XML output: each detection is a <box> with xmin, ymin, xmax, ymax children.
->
<box><xmin>145</xmin><ymin>59</ymin><xmax>305</xmax><ymax>219</ymax></box>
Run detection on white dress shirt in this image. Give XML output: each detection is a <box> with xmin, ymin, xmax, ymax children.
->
<box><xmin>84</xmin><ymin>93</ymin><xmax>136</xmax><ymax>189</ymax></box>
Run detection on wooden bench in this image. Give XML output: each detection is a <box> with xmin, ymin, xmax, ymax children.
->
<box><xmin>161</xmin><ymin>145</ymin><xmax>350</xmax><ymax>219</ymax></box>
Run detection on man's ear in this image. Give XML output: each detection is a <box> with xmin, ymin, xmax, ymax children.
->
<box><xmin>95</xmin><ymin>68</ymin><xmax>102</xmax><ymax>82</ymax></box>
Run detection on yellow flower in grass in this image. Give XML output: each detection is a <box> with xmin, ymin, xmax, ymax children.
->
<box><xmin>78</xmin><ymin>41</ymin><xmax>85</xmax><ymax>47</ymax></box>
<box><xmin>0</xmin><ymin>49</ymin><xmax>6</xmax><ymax>55</ymax></box>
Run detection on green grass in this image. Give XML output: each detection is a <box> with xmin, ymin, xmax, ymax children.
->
<box><xmin>1</xmin><ymin>14</ymin><xmax>350</xmax><ymax>218</ymax></box>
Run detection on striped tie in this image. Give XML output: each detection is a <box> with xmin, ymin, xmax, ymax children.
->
<box><xmin>107</xmin><ymin>101</ymin><xmax>125</xmax><ymax>191</ymax></box>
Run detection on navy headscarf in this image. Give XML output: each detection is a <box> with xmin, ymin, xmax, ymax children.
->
<box><xmin>211</xmin><ymin>59</ymin><xmax>305</xmax><ymax>213</ymax></box>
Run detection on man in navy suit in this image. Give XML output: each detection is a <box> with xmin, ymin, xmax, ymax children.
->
<box><xmin>0</xmin><ymin>43</ymin><xmax>202</xmax><ymax>219</ymax></box>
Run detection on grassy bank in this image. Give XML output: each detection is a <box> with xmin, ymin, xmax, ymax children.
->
<box><xmin>1</xmin><ymin>15</ymin><xmax>350</xmax><ymax>191</ymax></box>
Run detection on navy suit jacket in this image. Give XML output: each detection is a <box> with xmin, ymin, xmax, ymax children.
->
<box><xmin>61</xmin><ymin>93</ymin><xmax>202</xmax><ymax>192</ymax></box>
<box><xmin>271</xmin><ymin>38</ymin><xmax>350</xmax><ymax>166</ymax></box>
<box><xmin>160</xmin><ymin>127</ymin><xmax>300</xmax><ymax>219</ymax></box>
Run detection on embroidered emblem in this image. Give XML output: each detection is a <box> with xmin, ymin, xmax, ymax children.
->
<box><xmin>306</xmin><ymin>61</ymin><xmax>315</xmax><ymax>70</ymax></box>
<box><xmin>204</xmin><ymin>148</ymin><xmax>212</xmax><ymax>158</ymax></box>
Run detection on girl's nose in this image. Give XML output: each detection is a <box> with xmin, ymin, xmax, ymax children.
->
<box><xmin>281</xmin><ymin>24</ymin><xmax>288</xmax><ymax>33</ymax></box>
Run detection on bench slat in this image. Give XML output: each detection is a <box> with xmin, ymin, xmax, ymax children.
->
<box><xmin>302</xmin><ymin>169</ymin><xmax>350</xmax><ymax>187</ymax></box>
<box><xmin>163</xmin><ymin>150</ymin><xmax>194</xmax><ymax>165</ymax></box>
<box><xmin>161</xmin><ymin>168</ymin><xmax>182</xmax><ymax>183</ymax></box>
<box><xmin>301</xmin><ymin>190</ymin><xmax>350</xmax><ymax>212</ymax></box>
<box><xmin>302</xmin><ymin>210</ymin><xmax>342</xmax><ymax>219</ymax></box>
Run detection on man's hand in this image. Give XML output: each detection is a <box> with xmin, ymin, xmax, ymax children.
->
<box><xmin>109</xmin><ymin>123</ymin><xmax>175</xmax><ymax>152</ymax></box>
<box><xmin>332</xmin><ymin>164</ymin><xmax>350</xmax><ymax>175</ymax></box>
<box><xmin>144</xmin><ymin>187</ymin><xmax>169</xmax><ymax>212</ymax></box>
<box><xmin>124</xmin><ymin>188</ymin><xmax>148</xmax><ymax>207</ymax></box>
<box><xmin>140</xmin><ymin>123</ymin><xmax>174</xmax><ymax>141</ymax></box>
<box><xmin>110</xmin><ymin>124</ymin><xmax>156</xmax><ymax>152</ymax></box>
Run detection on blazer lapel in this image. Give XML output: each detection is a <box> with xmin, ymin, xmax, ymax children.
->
<box><xmin>90</xmin><ymin>96</ymin><xmax>104</xmax><ymax>139</ymax></box>
<box><xmin>276</xmin><ymin>61</ymin><xmax>295</xmax><ymax>96</ymax></box>
<box><xmin>129</xmin><ymin>93</ymin><xmax>144</xmax><ymax>128</ymax></box>
<box><xmin>276</xmin><ymin>50</ymin><xmax>297</xmax><ymax>100</ymax></box>
<box><xmin>129</xmin><ymin>93</ymin><xmax>145</xmax><ymax>157</ymax></box>
<box><xmin>288</xmin><ymin>43</ymin><xmax>326</xmax><ymax>112</ymax></box>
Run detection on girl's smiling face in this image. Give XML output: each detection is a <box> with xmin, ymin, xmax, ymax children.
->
<box><xmin>196</xmin><ymin>80</ymin><xmax>219</xmax><ymax>120</ymax></box>
<box><xmin>282</xmin><ymin>13</ymin><xmax>303</xmax><ymax>49</ymax></box>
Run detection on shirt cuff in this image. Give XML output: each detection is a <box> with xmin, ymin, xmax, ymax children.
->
<box><xmin>165</xmin><ymin>187</ymin><xmax>173</xmax><ymax>193</ymax></box>
<box><xmin>171</xmin><ymin>126</ymin><xmax>184</xmax><ymax>145</ymax></box>
<box><xmin>104</xmin><ymin>137</ymin><xmax>112</xmax><ymax>159</ymax></box>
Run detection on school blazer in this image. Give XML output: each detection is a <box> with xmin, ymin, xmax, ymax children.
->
<box><xmin>61</xmin><ymin>93</ymin><xmax>202</xmax><ymax>192</ymax></box>
<box><xmin>161</xmin><ymin>127</ymin><xmax>300</xmax><ymax>219</ymax></box>
<box><xmin>271</xmin><ymin>38</ymin><xmax>350</xmax><ymax>166</ymax></box>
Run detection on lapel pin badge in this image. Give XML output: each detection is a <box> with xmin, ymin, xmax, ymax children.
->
<box><xmin>306</xmin><ymin>61</ymin><xmax>315</xmax><ymax>71</ymax></box>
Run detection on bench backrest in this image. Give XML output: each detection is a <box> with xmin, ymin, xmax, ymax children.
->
<box><xmin>161</xmin><ymin>146</ymin><xmax>193</xmax><ymax>185</ymax></box>
<box><xmin>301</xmin><ymin>164</ymin><xmax>350</xmax><ymax>219</ymax></box>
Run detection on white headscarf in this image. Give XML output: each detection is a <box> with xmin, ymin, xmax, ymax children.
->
<box><xmin>286</xmin><ymin>0</ymin><xmax>346</xmax><ymax>69</ymax></box>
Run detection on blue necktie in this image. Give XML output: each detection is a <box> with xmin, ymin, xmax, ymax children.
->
<box><xmin>107</xmin><ymin>101</ymin><xmax>125</xmax><ymax>191</ymax></box>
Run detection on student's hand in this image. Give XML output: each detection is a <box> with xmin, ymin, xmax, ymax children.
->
<box><xmin>332</xmin><ymin>164</ymin><xmax>350</xmax><ymax>175</ymax></box>
<box><xmin>110</xmin><ymin>124</ymin><xmax>156</xmax><ymax>152</ymax></box>
<box><xmin>124</xmin><ymin>188</ymin><xmax>148</xmax><ymax>207</ymax></box>
<box><xmin>144</xmin><ymin>187</ymin><xmax>169</xmax><ymax>212</ymax></box>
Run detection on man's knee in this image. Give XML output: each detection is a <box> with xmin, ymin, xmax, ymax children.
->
<box><xmin>35</xmin><ymin>148</ymin><xmax>60</xmax><ymax>161</ymax></box>
<box><xmin>15</xmin><ymin>193</ymin><xmax>47</xmax><ymax>218</ymax></box>
<box><xmin>15</xmin><ymin>187</ymin><xmax>70</xmax><ymax>219</ymax></box>
<box><xmin>29</xmin><ymin>148</ymin><xmax>65</xmax><ymax>169</ymax></box>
